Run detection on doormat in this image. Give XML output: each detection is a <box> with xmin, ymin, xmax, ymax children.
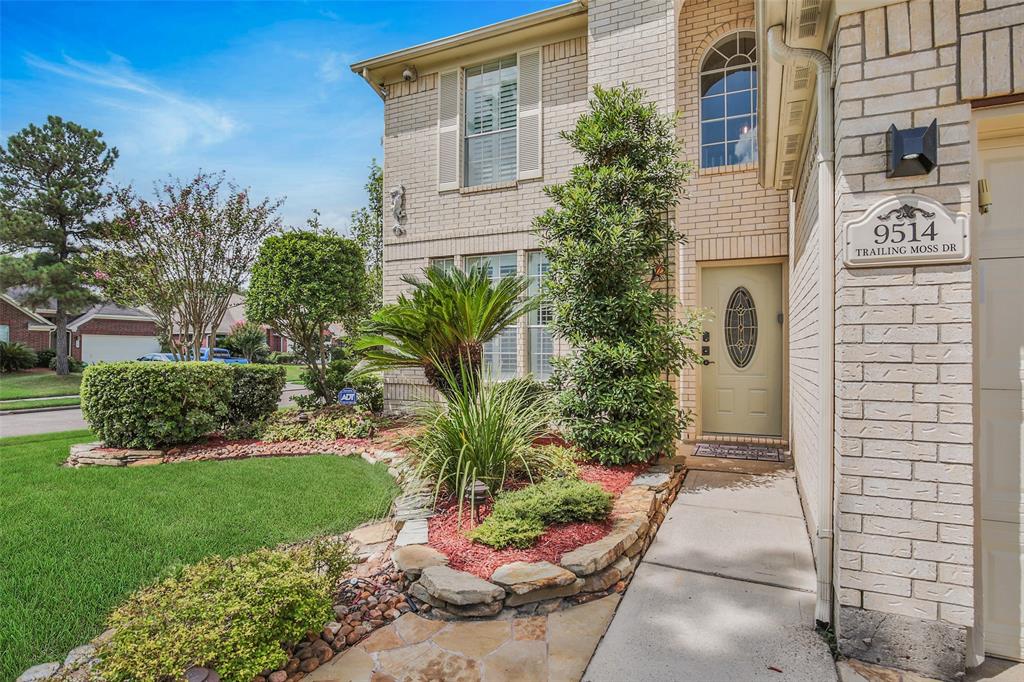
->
<box><xmin>693</xmin><ymin>442</ymin><xmax>784</xmax><ymax>462</ymax></box>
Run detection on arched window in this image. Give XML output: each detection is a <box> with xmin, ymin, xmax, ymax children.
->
<box><xmin>700</xmin><ymin>31</ymin><xmax>758</xmax><ymax>168</ymax></box>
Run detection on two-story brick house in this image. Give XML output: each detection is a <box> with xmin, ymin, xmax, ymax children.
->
<box><xmin>352</xmin><ymin>0</ymin><xmax>1024</xmax><ymax>677</ymax></box>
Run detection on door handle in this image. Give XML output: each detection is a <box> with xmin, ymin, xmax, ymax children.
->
<box><xmin>702</xmin><ymin>358</ymin><xmax>715</xmax><ymax>366</ymax></box>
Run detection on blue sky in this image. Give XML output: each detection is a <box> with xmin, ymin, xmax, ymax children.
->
<box><xmin>1</xmin><ymin>0</ymin><xmax>560</xmax><ymax>229</ymax></box>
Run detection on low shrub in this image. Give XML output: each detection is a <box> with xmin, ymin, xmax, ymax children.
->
<box><xmin>34</xmin><ymin>348</ymin><xmax>56</xmax><ymax>368</ymax></box>
<box><xmin>48</xmin><ymin>355</ymin><xmax>85</xmax><ymax>372</ymax></box>
<box><xmin>227</xmin><ymin>363</ymin><xmax>286</xmax><ymax>426</ymax></box>
<box><xmin>0</xmin><ymin>341</ymin><xmax>38</xmax><ymax>373</ymax></box>
<box><xmin>97</xmin><ymin>544</ymin><xmax>350</xmax><ymax>682</ymax></box>
<box><xmin>260</xmin><ymin>406</ymin><xmax>375</xmax><ymax>442</ymax></box>
<box><xmin>534</xmin><ymin>444</ymin><xmax>580</xmax><ymax>481</ymax></box>
<box><xmin>467</xmin><ymin>478</ymin><xmax>613</xmax><ymax>549</ymax></box>
<box><xmin>81</xmin><ymin>362</ymin><xmax>232</xmax><ymax>449</ymax></box>
<box><xmin>268</xmin><ymin>351</ymin><xmax>299</xmax><ymax>365</ymax></box>
<box><xmin>411</xmin><ymin>367</ymin><xmax>556</xmax><ymax>508</ymax></box>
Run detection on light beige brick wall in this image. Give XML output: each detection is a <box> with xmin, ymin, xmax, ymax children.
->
<box><xmin>380</xmin><ymin>36</ymin><xmax>588</xmax><ymax>408</ymax></box>
<box><xmin>832</xmin><ymin>0</ymin><xmax>975</xmax><ymax>633</ymax></box>
<box><xmin>675</xmin><ymin>0</ymin><xmax>790</xmax><ymax>440</ymax></box>
<box><xmin>959</xmin><ymin>0</ymin><xmax>1024</xmax><ymax>99</ymax></box>
<box><xmin>791</xmin><ymin>125</ymin><xmax>822</xmax><ymax>539</ymax></box>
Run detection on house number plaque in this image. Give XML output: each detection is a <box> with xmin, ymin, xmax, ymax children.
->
<box><xmin>843</xmin><ymin>195</ymin><xmax>969</xmax><ymax>268</ymax></box>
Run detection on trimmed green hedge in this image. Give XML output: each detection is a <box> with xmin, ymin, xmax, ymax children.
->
<box><xmin>228</xmin><ymin>364</ymin><xmax>286</xmax><ymax>425</ymax></box>
<box><xmin>82</xmin><ymin>362</ymin><xmax>232</xmax><ymax>449</ymax></box>
<box><xmin>82</xmin><ymin>362</ymin><xmax>287</xmax><ymax>448</ymax></box>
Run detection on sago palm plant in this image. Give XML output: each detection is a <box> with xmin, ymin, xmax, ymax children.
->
<box><xmin>353</xmin><ymin>265</ymin><xmax>537</xmax><ymax>395</ymax></box>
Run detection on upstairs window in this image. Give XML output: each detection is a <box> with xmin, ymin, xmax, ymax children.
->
<box><xmin>700</xmin><ymin>32</ymin><xmax>758</xmax><ymax>169</ymax></box>
<box><xmin>464</xmin><ymin>56</ymin><xmax>518</xmax><ymax>186</ymax></box>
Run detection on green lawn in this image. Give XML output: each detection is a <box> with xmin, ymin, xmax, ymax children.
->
<box><xmin>0</xmin><ymin>396</ymin><xmax>80</xmax><ymax>411</ymax></box>
<box><xmin>0</xmin><ymin>370</ymin><xmax>82</xmax><ymax>400</ymax></box>
<box><xmin>0</xmin><ymin>430</ymin><xmax>400</xmax><ymax>679</ymax></box>
<box><xmin>284</xmin><ymin>364</ymin><xmax>304</xmax><ymax>383</ymax></box>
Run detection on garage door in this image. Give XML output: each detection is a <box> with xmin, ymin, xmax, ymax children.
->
<box><xmin>81</xmin><ymin>334</ymin><xmax>161</xmax><ymax>364</ymax></box>
<box><xmin>978</xmin><ymin>114</ymin><xmax>1024</xmax><ymax>661</ymax></box>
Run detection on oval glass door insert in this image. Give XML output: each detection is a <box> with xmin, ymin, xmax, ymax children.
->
<box><xmin>724</xmin><ymin>286</ymin><xmax>757</xmax><ymax>368</ymax></box>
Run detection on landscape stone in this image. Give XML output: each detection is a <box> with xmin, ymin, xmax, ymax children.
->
<box><xmin>489</xmin><ymin>561</ymin><xmax>577</xmax><ymax>595</ymax></box>
<box><xmin>346</xmin><ymin>521</ymin><xmax>396</xmax><ymax>546</ymax></box>
<box><xmin>581</xmin><ymin>555</ymin><xmax>631</xmax><ymax>592</ymax></box>
<box><xmin>430</xmin><ymin>619</ymin><xmax>510</xmax><ymax>657</ymax></box>
<box><xmin>392</xmin><ymin>544</ymin><xmax>448</xmax><ymax>578</ymax></box>
<box><xmin>560</xmin><ymin>516</ymin><xmax>648</xmax><ymax>576</ymax></box>
<box><xmin>15</xmin><ymin>663</ymin><xmax>60</xmax><ymax>682</ymax></box>
<box><xmin>443</xmin><ymin>599</ymin><xmax>504</xmax><ymax>617</ymax></box>
<box><xmin>631</xmin><ymin>471</ymin><xmax>671</xmax><ymax>491</ymax></box>
<box><xmin>360</xmin><ymin>623</ymin><xmax>404</xmax><ymax>653</ymax></box>
<box><xmin>393</xmin><ymin>612</ymin><xmax>446</xmax><ymax>643</ymax></box>
<box><xmin>62</xmin><ymin>644</ymin><xmax>96</xmax><ymax>669</ymax></box>
<box><xmin>505</xmin><ymin>578</ymin><xmax>583</xmax><ymax>606</ymax></box>
<box><xmin>612</xmin><ymin>486</ymin><xmax>656</xmax><ymax>517</ymax></box>
<box><xmin>394</xmin><ymin>518</ymin><xmax>429</xmax><ymax>546</ymax></box>
<box><xmin>481</xmin><ymin>638</ymin><xmax>547</xmax><ymax>682</ymax></box>
<box><xmin>417</xmin><ymin>566</ymin><xmax>504</xmax><ymax>605</ymax></box>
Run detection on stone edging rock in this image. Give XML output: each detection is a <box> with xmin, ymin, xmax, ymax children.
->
<box><xmin>392</xmin><ymin>456</ymin><xmax>686</xmax><ymax>621</ymax></box>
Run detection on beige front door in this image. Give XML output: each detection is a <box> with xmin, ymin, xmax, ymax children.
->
<box><xmin>700</xmin><ymin>262</ymin><xmax>783</xmax><ymax>436</ymax></box>
<box><xmin>978</xmin><ymin>116</ymin><xmax>1024</xmax><ymax>661</ymax></box>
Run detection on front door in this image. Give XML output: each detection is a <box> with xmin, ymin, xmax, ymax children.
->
<box><xmin>978</xmin><ymin>116</ymin><xmax>1024</xmax><ymax>661</ymax></box>
<box><xmin>700</xmin><ymin>262</ymin><xmax>783</xmax><ymax>437</ymax></box>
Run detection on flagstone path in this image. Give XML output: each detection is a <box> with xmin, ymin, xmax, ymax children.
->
<box><xmin>306</xmin><ymin>593</ymin><xmax>620</xmax><ymax>682</ymax></box>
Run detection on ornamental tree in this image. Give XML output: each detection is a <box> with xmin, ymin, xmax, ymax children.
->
<box><xmin>535</xmin><ymin>85</ymin><xmax>703</xmax><ymax>465</ymax></box>
<box><xmin>223</xmin><ymin>320</ymin><xmax>270</xmax><ymax>362</ymax></box>
<box><xmin>349</xmin><ymin>160</ymin><xmax>383</xmax><ymax>323</ymax></box>
<box><xmin>99</xmin><ymin>172</ymin><xmax>282</xmax><ymax>359</ymax></box>
<box><xmin>246</xmin><ymin>227</ymin><xmax>366</xmax><ymax>403</ymax></box>
<box><xmin>0</xmin><ymin>116</ymin><xmax>118</xmax><ymax>375</ymax></box>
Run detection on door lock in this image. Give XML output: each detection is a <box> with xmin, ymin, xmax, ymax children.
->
<box><xmin>701</xmin><ymin>346</ymin><xmax>711</xmax><ymax>356</ymax></box>
<box><xmin>702</xmin><ymin>331</ymin><xmax>710</xmax><ymax>343</ymax></box>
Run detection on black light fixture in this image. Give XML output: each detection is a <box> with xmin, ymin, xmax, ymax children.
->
<box><xmin>886</xmin><ymin>119</ymin><xmax>938</xmax><ymax>178</ymax></box>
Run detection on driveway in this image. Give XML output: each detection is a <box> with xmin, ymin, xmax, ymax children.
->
<box><xmin>585</xmin><ymin>460</ymin><xmax>837</xmax><ymax>681</ymax></box>
<box><xmin>0</xmin><ymin>385</ymin><xmax>309</xmax><ymax>438</ymax></box>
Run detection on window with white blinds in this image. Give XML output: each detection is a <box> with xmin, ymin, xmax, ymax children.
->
<box><xmin>527</xmin><ymin>251</ymin><xmax>553</xmax><ymax>380</ymax></box>
<box><xmin>464</xmin><ymin>56</ymin><xmax>518</xmax><ymax>186</ymax></box>
<box><xmin>464</xmin><ymin>252</ymin><xmax>518</xmax><ymax>380</ymax></box>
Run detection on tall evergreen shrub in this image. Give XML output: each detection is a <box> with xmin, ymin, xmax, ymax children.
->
<box><xmin>536</xmin><ymin>85</ymin><xmax>703</xmax><ymax>465</ymax></box>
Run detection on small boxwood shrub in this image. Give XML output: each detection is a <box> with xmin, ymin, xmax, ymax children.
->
<box><xmin>81</xmin><ymin>362</ymin><xmax>232</xmax><ymax>449</ymax></box>
<box><xmin>34</xmin><ymin>348</ymin><xmax>56</xmax><ymax>368</ymax></box>
<box><xmin>227</xmin><ymin>363</ymin><xmax>286</xmax><ymax>425</ymax></box>
<box><xmin>49</xmin><ymin>355</ymin><xmax>85</xmax><ymax>372</ymax></box>
<box><xmin>97</xmin><ymin>545</ymin><xmax>349</xmax><ymax>682</ymax></box>
<box><xmin>268</xmin><ymin>351</ymin><xmax>298</xmax><ymax>365</ymax></box>
<box><xmin>0</xmin><ymin>341</ymin><xmax>38</xmax><ymax>373</ymax></box>
<box><xmin>467</xmin><ymin>478</ymin><xmax>613</xmax><ymax>549</ymax></box>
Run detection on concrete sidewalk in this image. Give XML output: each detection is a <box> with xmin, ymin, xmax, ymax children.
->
<box><xmin>585</xmin><ymin>461</ymin><xmax>837</xmax><ymax>681</ymax></box>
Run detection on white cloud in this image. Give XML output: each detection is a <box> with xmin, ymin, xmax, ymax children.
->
<box><xmin>318</xmin><ymin>50</ymin><xmax>355</xmax><ymax>84</ymax></box>
<box><xmin>24</xmin><ymin>53</ymin><xmax>239</xmax><ymax>154</ymax></box>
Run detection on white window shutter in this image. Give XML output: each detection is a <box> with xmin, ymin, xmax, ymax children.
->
<box><xmin>437</xmin><ymin>69</ymin><xmax>460</xmax><ymax>191</ymax></box>
<box><xmin>517</xmin><ymin>48</ymin><xmax>542</xmax><ymax>180</ymax></box>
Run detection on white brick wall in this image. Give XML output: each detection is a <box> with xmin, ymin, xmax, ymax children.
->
<box><xmin>832</xmin><ymin>0</ymin><xmax>976</xmax><ymax>631</ymax></box>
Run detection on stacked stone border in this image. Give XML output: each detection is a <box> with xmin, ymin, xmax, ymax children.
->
<box><xmin>24</xmin><ymin>443</ymin><xmax>683</xmax><ymax>681</ymax></box>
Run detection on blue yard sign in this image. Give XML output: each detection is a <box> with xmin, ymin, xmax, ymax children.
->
<box><xmin>337</xmin><ymin>387</ymin><xmax>358</xmax><ymax>406</ymax></box>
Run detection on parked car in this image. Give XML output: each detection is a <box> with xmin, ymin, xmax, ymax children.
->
<box><xmin>137</xmin><ymin>353</ymin><xmax>175</xmax><ymax>362</ymax></box>
<box><xmin>198</xmin><ymin>347</ymin><xmax>249</xmax><ymax>364</ymax></box>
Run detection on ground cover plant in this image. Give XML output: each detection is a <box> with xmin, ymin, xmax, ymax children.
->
<box><xmin>536</xmin><ymin>84</ymin><xmax>703</xmax><ymax>464</ymax></box>
<box><xmin>260</xmin><ymin>406</ymin><xmax>377</xmax><ymax>442</ymax></box>
<box><xmin>99</xmin><ymin>545</ymin><xmax>350</xmax><ymax>681</ymax></box>
<box><xmin>0</xmin><ymin>429</ymin><xmax>399</xmax><ymax>679</ymax></box>
<box><xmin>0</xmin><ymin>368</ymin><xmax>82</xmax><ymax>399</ymax></box>
<box><xmin>467</xmin><ymin>477</ymin><xmax>613</xmax><ymax>549</ymax></box>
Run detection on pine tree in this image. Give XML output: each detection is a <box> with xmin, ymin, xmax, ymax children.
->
<box><xmin>0</xmin><ymin>116</ymin><xmax>118</xmax><ymax>375</ymax></box>
<box><xmin>535</xmin><ymin>85</ymin><xmax>703</xmax><ymax>464</ymax></box>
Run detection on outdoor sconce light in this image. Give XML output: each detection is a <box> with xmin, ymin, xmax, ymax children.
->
<box><xmin>886</xmin><ymin>119</ymin><xmax>938</xmax><ymax>178</ymax></box>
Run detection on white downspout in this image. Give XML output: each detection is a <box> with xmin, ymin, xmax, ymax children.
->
<box><xmin>767</xmin><ymin>24</ymin><xmax>836</xmax><ymax>626</ymax></box>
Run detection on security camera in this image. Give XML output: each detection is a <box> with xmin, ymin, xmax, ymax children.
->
<box><xmin>401</xmin><ymin>65</ymin><xmax>418</xmax><ymax>82</ymax></box>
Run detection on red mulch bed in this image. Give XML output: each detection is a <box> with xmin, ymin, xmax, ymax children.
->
<box><xmin>428</xmin><ymin>463</ymin><xmax>644</xmax><ymax>580</ymax></box>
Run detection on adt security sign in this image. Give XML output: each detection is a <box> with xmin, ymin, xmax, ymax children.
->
<box><xmin>337</xmin><ymin>388</ymin><xmax>358</xmax><ymax>406</ymax></box>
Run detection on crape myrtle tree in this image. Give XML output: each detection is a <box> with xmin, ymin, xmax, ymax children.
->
<box><xmin>246</xmin><ymin>223</ymin><xmax>366</xmax><ymax>404</ymax></box>
<box><xmin>98</xmin><ymin>172</ymin><xmax>282</xmax><ymax>359</ymax></box>
<box><xmin>535</xmin><ymin>85</ymin><xmax>703</xmax><ymax>465</ymax></box>
<box><xmin>0</xmin><ymin>116</ymin><xmax>118</xmax><ymax>375</ymax></box>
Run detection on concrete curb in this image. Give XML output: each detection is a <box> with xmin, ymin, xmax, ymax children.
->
<box><xmin>0</xmin><ymin>404</ymin><xmax>81</xmax><ymax>416</ymax></box>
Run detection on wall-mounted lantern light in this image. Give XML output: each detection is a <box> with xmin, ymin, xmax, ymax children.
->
<box><xmin>886</xmin><ymin>119</ymin><xmax>938</xmax><ymax>178</ymax></box>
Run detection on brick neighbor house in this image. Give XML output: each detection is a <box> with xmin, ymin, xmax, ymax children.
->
<box><xmin>351</xmin><ymin>0</ymin><xmax>1024</xmax><ymax>677</ymax></box>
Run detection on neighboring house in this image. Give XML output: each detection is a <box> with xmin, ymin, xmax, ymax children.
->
<box><xmin>0</xmin><ymin>293</ymin><xmax>55</xmax><ymax>349</ymax></box>
<box><xmin>352</xmin><ymin>0</ymin><xmax>1024</xmax><ymax>678</ymax></box>
<box><xmin>65</xmin><ymin>302</ymin><xmax>161</xmax><ymax>364</ymax></box>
